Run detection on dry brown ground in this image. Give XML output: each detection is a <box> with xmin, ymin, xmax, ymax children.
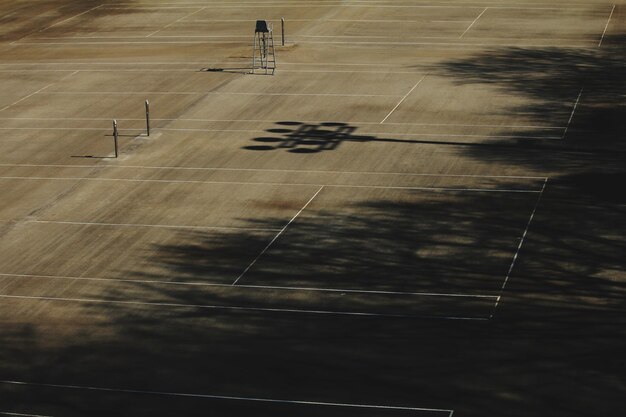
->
<box><xmin>0</xmin><ymin>1</ymin><xmax>624</xmax><ymax>416</ymax></box>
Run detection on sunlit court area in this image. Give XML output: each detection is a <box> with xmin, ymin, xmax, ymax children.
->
<box><xmin>0</xmin><ymin>0</ymin><xmax>624</xmax><ymax>415</ymax></box>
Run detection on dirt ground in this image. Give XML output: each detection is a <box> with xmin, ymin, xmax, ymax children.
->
<box><xmin>0</xmin><ymin>1</ymin><xmax>624</xmax><ymax>416</ymax></box>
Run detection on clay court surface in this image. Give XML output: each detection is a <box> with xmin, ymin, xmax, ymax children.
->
<box><xmin>0</xmin><ymin>0</ymin><xmax>624</xmax><ymax>416</ymax></box>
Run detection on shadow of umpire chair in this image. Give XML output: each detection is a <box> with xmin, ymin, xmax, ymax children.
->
<box><xmin>245</xmin><ymin>122</ymin><xmax>376</xmax><ymax>153</ymax></box>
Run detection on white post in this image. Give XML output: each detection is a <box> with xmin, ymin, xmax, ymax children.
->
<box><xmin>145</xmin><ymin>99</ymin><xmax>150</xmax><ymax>136</ymax></box>
<box><xmin>113</xmin><ymin>119</ymin><xmax>119</xmax><ymax>158</ymax></box>
<box><xmin>281</xmin><ymin>17</ymin><xmax>285</xmax><ymax>46</ymax></box>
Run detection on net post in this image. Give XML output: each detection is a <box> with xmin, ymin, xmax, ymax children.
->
<box><xmin>145</xmin><ymin>99</ymin><xmax>150</xmax><ymax>136</ymax></box>
<box><xmin>113</xmin><ymin>119</ymin><xmax>119</xmax><ymax>158</ymax></box>
<box><xmin>281</xmin><ymin>17</ymin><xmax>285</xmax><ymax>46</ymax></box>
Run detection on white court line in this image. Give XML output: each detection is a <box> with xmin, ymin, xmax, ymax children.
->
<box><xmin>146</xmin><ymin>7</ymin><xmax>206</xmax><ymax>37</ymax></box>
<box><xmin>0</xmin><ymin>116</ymin><xmax>567</xmax><ymax>130</ymax></box>
<box><xmin>0</xmin><ymin>272</ymin><xmax>498</xmax><ymax>299</ymax></box>
<box><xmin>145</xmin><ymin>7</ymin><xmax>206</xmax><ymax>38</ymax></box>
<box><xmin>562</xmin><ymin>88</ymin><xmax>584</xmax><ymax>139</ymax></box>
<box><xmin>0</xmin><ymin>163</ymin><xmax>549</xmax><ymax>179</ymax></box>
<box><xmin>37</xmin><ymin>4</ymin><xmax>103</xmax><ymax>32</ymax></box>
<box><xmin>36</xmin><ymin>91</ymin><xmax>402</xmax><ymax>98</ymax></box>
<box><xmin>0</xmin><ymin>84</ymin><xmax>54</xmax><ymax>113</ymax></box>
<box><xmin>598</xmin><ymin>4</ymin><xmax>615</xmax><ymax>47</ymax></box>
<box><xmin>490</xmin><ymin>178</ymin><xmax>548</xmax><ymax>317</ymax></box>
<box><xmin>459</xmin><ymin>7</ymin><xmax>487</xmax><ymax>39</ymax></box>
<box><xmin>0</xmin><ymin>412</ymin><xmax>53</xmax><ymax>417</ymax></box>
<box><xmin>27</xmin><ymin>220</ymin><xmax>281</xmax><ymax>232</ymax></box>
<box><xmin>232</xmin><ymin>186</ymin><xmax>324</xmax><ymax>285</ymax></box>
<box><xmin>188</xmin><ymin>18</ymin><xmax>471</xmax><ymax>23</ymax></box>
<box><xmin>101</xmin><ymin>3</ymin><xmax>604</xmax><ymax>10</ymax></box>
<box><xmin>0</xmin><ymin>126</ymin><xmax>561</xmax><ymax>140</ymax></box>
<box><xmin>0</xmin><ymin>177</ymin><xmax>543</xmax><ymax>193</ymax></box>
<box><xmin>11</xmin><ymin>40</ymin><xmax>599</xmax><ymax>48</ymax></box>
<box><xmin>0</xmin><ymin>381</ymin><xmax>454</xmax><ymax>415</ymax></box>
<box><xmin>0</xmin><ymin>70</ymin><xmax>79</xmax><ymax>113</ymax></box>
<box><xmin>380</xmin><ymin>76</ymin><xmax>426</xmax><ymax>124</ymax></box>
<box><xmin>0</xmin><ymin>294</ymin><xmax>486</xmax><ymax>320</ymax></box>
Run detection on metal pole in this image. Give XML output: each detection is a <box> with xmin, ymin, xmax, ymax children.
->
<box><xmin>113</xmin><ymin>119</ymin><xmax>119</xmax><ymax>158</ymax></box>
<box><xmin>145</xmin><ymin>99</ymin><xmax>150</xmax><ymax>136</ymax></box>
<box><xmin>281</xmin><ymin>17</ymin><xmax>285</xmax><ymax>46</ymax></box>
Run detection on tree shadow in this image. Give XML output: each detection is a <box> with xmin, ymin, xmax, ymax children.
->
<box><xmin>429</xmin><ymin>34</ymin><xmax>625</xmax><ymax>172</ymax></box>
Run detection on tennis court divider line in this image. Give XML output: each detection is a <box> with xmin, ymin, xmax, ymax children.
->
<box><xmin>0</xmin><ymin>380</ymin><xmax>454</xmax><ymax>415</ymax></box>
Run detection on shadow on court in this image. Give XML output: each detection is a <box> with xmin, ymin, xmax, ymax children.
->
<box><xmin>1</xmin><ymin>173</ymin><xmax>625</xmax><ymax>416</ymax></box>
<box><xmin>429</xmin><ymin>33</ymin><xmax>626</xmax><ymax>172</ymax></box>
<box><xmin>1</xmin><ymin>22</ymin><xmax>625</xmax><ymax>417</ymax></box>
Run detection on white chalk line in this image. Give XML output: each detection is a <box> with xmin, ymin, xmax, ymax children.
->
<box><xmin>0</xmin><ymin>380</ymin><xmax>454</xmax><ymax>414</ymax></box>
<box><xmin>10</xmin><ymin>40</ymin><xmax>598</xmax><ymax>48</ymax></box>
<box><xmin>0</xmin><ymin>84</ymin><xmax>55</xmax><ymax>113</ymax></box>
<box><xmin>0</xmin><ymin>412</ymin><xmax>53</xmax><ymax>417</ymax></box>
<box><xmin>380</xmin><ymin>76</ymin><xmax>426</xmax><ymax>124</ymax></box>
<box><xmin>0</xmin><ymin>176</ymin><xmax>543</xmax><ymax>193</ymax></box>
<box><xmin>0</xmin><ymin>163</ymin><xmax>549</xmax><ymax>180</ymax></box>
<box><xmin>0</xmin><ymin>294</ymin><xmax>486</xmax><ymax>321</ymax></box>
<box><xmin>490</xmin><ymin>178</ymin><xmax>548</xmax><ymax>317</ymax></box>
<box><xmin>0</xmin><ymin>70</ymin><xmax>79</xmax><ymax>113</ymax></box>
<box><xmin>459</xmin><ymin>7</ymin><xmax>487</xmax><ymax>39</ymax></box>
<box><xmin>35</xmin><ymin>91</ymin><xmax>402</xmax><ymax>98</ymax></box>
<box><xmin>0</xmin><ymin>126</ymin><xmax>561</xmax><ymax>140</ymax></box>
<box><xmin>0</xmin><ymin>116</ymin><xmax>567</xmax><ymax>130</ymax></box>
<box><xmin>598</xmin><ymin>4</ymin><xmax>615</xmax><ymax>47</ymax></box>
<box><xmin>26</xmin><ymin>220</ymin><xmax>281</xmax><ymax>232</ymax></box>
<box><xmin>0</xmin><ymin>273</ymin><xmax>498</xmax><ymax>299</ymax></box>
<box><xmin>38</xmin><ymin>4</ymin><xmax>104</xmax><ymax>32</ymax></box>
<box><xmin>232</xmin><ymin>186</ymin><xmax>324</xmax><ymax>285</ymax></box>
<box><xmin>100</xmin><ymin>2</ymin><xmax>610</xmax><ymax>11</ymax></box>
<box><xmin>145</xmin><ymin>7</ymin><xmax>206</xmax><ymax>38</ymax></box>
<box><xmin>187</xmin><ymin>18</ymin><xmax>472</xmax><ymax>23</ymax></box>
<box><xmin>562</xmin><ymin>88</ymin><xmax>584</xmax><ymax>139</ymax></box>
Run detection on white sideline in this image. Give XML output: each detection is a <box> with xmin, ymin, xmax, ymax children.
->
<box><xmin>0</xmin><ymin>380</ymin><xmax>454</xmax><ymax>415</ymax></box>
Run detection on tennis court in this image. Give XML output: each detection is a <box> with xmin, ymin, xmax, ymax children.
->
<box><xmin>0</xmin><ymin>0</ymin><xmax>623</xmax><ymax>416</ymax></box>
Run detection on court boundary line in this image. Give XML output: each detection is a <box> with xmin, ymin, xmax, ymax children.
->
<box><xmin>459</xmin><ymin>7</ymin><xmax>487</xmax><ymax>38</ymax></box>
<box><xmin>0</xmin><ymin>126</ymin><xmax>564</xmax><ymax>140</ymax></box>
<box><xmin>0</xmin><ymin>380</ymin><xmax>454</xmax><ymax>415</ymax></box>
<box><xmin>0</xmin><ymin>71</ymin><xmax>79</xmax><ymax>113</ymax></box>
<box><xmin>232</xmin><ymin>186</ymin><xmax>324</xmax><ymax>285</ymax></box>
<box><xmin>26</xmin><ymin>220</ymin><xmax>281</xmax><ymax>232</ymax></box>
<box><xmin>146</xmin><ymin>7</ymin><xmax>206</xmax><ymax>38</ymax></box>
<box><xmin>0</xmin><ymin>272</ymin><xmax>498</xmax><ymax>299</ymax></box>
<box><xmin>100</xmin><ymin>2</ymin><xmax>609</xmax><ymax>11</ymax></box>
<box><xmin>380</xmin><ymin>76</ymin><xmax>427</xmax><ymax>123</ymax></box>
<box><xmin>562</xmin><ymin>88</ymin><xmax>584</xmax><ymax>139</ymax></box>
<box><xmin>598</xmin><ymin>4</ymin><xmax>615</xmax><ymax>47</ymax></box>
<box><xmin>35</xmin><ymin>91</ymin><xmax>404</xmax><ymax>98</ymax></box>
<box><xmin>0</xmin><ymin>163</ymin><xmax>549</xmax><ymax>179</ymax></box>
<box><xmin>0</xmin><ymin>116</ymin><xmax>568</xmax><ymax>130</ymax></box>
<box><xmin>490</xmin><ymin>178</ymin><xmax>548</xmax><ymax>317</ymax></box>
<box><xmin>0</xmin><ymin>176</ymin><xmax>544</xmax><ymax>193</ymax></box>
<box><xmin>10</xmin><ymin>40</ymin><xmax>600</xmax><ymax>48</ymax></box>
<box><xmin>0</xmin><ymin>412</ymin><xmax>53</xmax><ymax>417</ymax></box>
<box><xmin>38</xmin><ymin>4</ymin><xmax>103</xmax><ymax>33</ymax></box>
<box><xmin>0</xmin><ymin>294</ymin><xmax>487</xmax><ymax>320</ymax></box>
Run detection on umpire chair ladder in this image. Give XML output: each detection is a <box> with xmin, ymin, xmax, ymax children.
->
<box><xmin>252</xmin><ymin>20</ymin><xmax>276</xmax><ymax>75</ymax></box>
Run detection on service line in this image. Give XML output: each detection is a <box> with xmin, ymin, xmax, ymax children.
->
<box><xmin>380</xmin><ymin>76</ymin><xmax>426</xmax><ymax>124</ymax></box>
<box><xmin>490</xmin><ymin>178</ymin><xmax>548</xmax><ymax>317</ymax></box>
<box><xmin>232</xmin><ymin>186</ymin><xmax>324</xmax><ymax>285</ymax></box>
<box><xmin>0</xmin><ymin>380</ymin><xmax>454</xmax><ymax>415</ymax></box>
<box><xmin>0</xmin><ymin>272</ymin><xmax>498</xmax><ymax>299</ymax></box>
<box><xmin>146</xmin><ymin>7</ymin><xmax>206</xmax><ymax>37</ymax></box>
<box><xmin>459</xmin><ymin>7</ymin><xmax>488</xmax><ymax>39</ymax></box>
<box><xmin>598</xmin><ymin>4</ymin><xmax>615</xmax><ymax>47</ymax></box>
